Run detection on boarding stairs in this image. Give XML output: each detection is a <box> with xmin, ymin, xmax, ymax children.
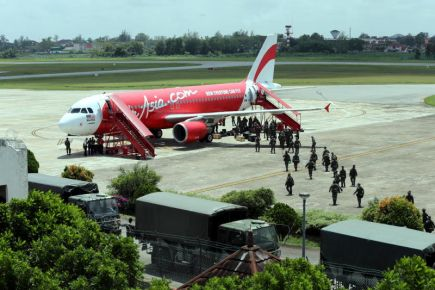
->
<box><xmin>109</xmin><ymin>95</ymin><xmax>156</xmax><ymax>158</ymax></box>
<box><xmin>255</xmin><ymin>84</ymin><xmax>302</xmax><ymax>131</ymax></box>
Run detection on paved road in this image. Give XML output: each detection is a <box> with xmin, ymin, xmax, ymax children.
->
<box><xmin>2</xmin><ymin>60</ymin><xmax>435</xmax><ymax>80</ymax></box>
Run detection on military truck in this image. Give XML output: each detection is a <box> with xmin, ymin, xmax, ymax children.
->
<box><xmin>128</xmin><ymin>192</ymin><xmax>280</xmax><ymax>273</ymax></box>
<box><xmin>321</xmin><ymin>220</ymin><xmax>435</xmax><ymax>288</ymax></box>
<box><xmin>28</xmin><ymin>173</ymin><xmax>121</xmax><ymax>234</ymax></box>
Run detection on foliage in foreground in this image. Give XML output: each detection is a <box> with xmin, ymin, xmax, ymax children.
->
<box><xmin>372</xmin><ymin>256</ymin><xmax>435</xmax><ymax>290</ymax></box>
<box><xmin>305</xmin><ymin>209</ymin><xmax>352</xmax><ymax>236</ymax></box>
<box><xmin>262</xmin><ymin>203</ymin><xmax>300</xmax><ymax>239</ymax></box>
<box><xmin>61</xmin><ymin>164</ymin><xmax>94</xmax><ymax>182</ymax></box>
<box><xmin>108</xmin><ymin>163</ymin><xmax>161</xmax><ymax>211</ymax></box>
<box><xmin>221</xmin><ymin>188</ymin><xmax>275</xmax><ymax>219</ymax></box>
<box><xmin>424</xmin><ymin>95</ymin><xmax>435</xmax><ymax>106</ymax></box>
<box><xmin>362</xmin><ymin>196</ymin><xmax>423</xmax><ymax>230</ymax></box>
<box><xmin>150</xmin><ymin>258</ymin><xmax>331</xmax><ymax>290</ymax></box>
<box><xmin>0</xmin><ymin>190</ymin><xmax>143</xmax><ymax>289</ymax></box>
<box><xmin>27</xmin><ymin>149</ymin><xmax>39</xmax><ymax>173</ymax></box>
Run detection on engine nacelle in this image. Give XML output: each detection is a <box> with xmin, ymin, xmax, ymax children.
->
<box><xmin>173</xmin><ymin>121</ymin><xmax>208</xmax><ymax>143</ymax></box>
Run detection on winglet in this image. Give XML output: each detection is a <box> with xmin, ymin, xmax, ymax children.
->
<box><xmin>325</xmin><ymin>103</ymin><xmax>331</xmax><ymax>113</ymax></box>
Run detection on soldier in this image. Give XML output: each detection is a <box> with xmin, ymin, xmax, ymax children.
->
<box><xmin>349</xmin><ymin>165</ymin><xmax>358</xmax><ymax>187</ymax></box>
<box><xmin>424</xmin><ymin>216</ymin><xmax>435</xmax><ymax>233</ymax></box>
<box><xmin>284</xmin><ymin>127</ymin><xmax>291</xmax><ymax>148</ymax></box>
<box><xmin>311</xmin><ymin>136</ymin><xmax>316</xmax><ymax>151</ymax></box>
<box><xmin>322</xmin><ymin>147</ymin><xmax>330</xmax><ymax>158</ymax></box>
<box><xmin>288</xmin><ymin>139</ymin><xmax>294</xmax><ymax>153</ymax></box>
<box><xmin>334</xmin><ymin>174</ymin><xmax>340</xmax><ymax>186</ymax></box>
<box><xmin>331</xmin><ymin>158</ymin><xmax>339</xmax><ymax>178</ymax></box>
<box><xmin>283</xmin><ymin>151</ymin><xmax>291</xmax><ymax>172</ymax></box>
<box><xmin>269</xmin><ymin>121</ymin><xmax>277</xmax><ymax>139</ymax></box>
<box><xmin>285</xmin><ymin>173</ymin><xmax>294</xmax><ymax>196</ymax></box>
<box><xmin>294</xmin><ymin>137</ymin><xmax>301</xmax><ymax>155</ymax></box>
<box><xmin>237</xmin><ymin>116</ymin><xmax>241</xmax><ymax>128</ymax></box>
<box><xmin>248</xmin><ymin>116</ymin><xmax>253</xmax><ymax>130</ymax></box>
<box><xmin>263</xmin><ymin>120</ymin><xmax>269</xmax><ymax>140</ymax></box>
<box><xmin>331</xmin><ymin>152</ymin><xmax>337</xmax><ymax>161</ymax></box>
<box><xmin>255</xmin><ymin>136</ymin><xmax>261</xmax><ymax>152</ymax></box>
<box><xmin>404</xmin><ymin>190</ymin><xmax>414</xmax><ymax>204</ymax></box>
<box><xmin>322</xmin><ymin>152</ymin><xmax>331</xmax><ymax>172</ymax></box>
<box><xmin>278</xmin><ymin>131</ymin><xmax>285</xmax><ymax>150</ymax></box>
<box><xmin>64</xmin><ymin>137</ymin><xmax>71</xmax><ymax>155</ymax></box>
<box><xmin>329</xmin><ymin>182</ymin><xmax>342</xmax><ymax>206</ymax></box>
<box><xmin>339</xmin><ymin>166</ymin><xmax>347</xmax><ymax>188</ymax></box>
<box><xmin>83</xmin><ymin>138</ymin><xmax>88</xmax><ymax>156</ymax></box>
<box><xmin>310</xmin><ymin>149</ymin><xmax>318</xmax><ymax>169</ymax></box>
<box><xmin>269</xmin><ymin>136</ymin><xmax>276</xmax><ymax>154</ymax></box>
<box><xmin>292</xmin><ymin>153</ymin><xmax>300</xmax><ymax>171</ymax></box>
<box><xmin>422</xmin><ymin>209</ymin><xmax>429</xmax><ymax>224</ymax></box>
<box><xmin>232</xmin><ymin>115</ymin><xmax>236</xmax><ymax>126</ymax></box>
<box><xmin>305</xmin><ymin>160</ymin><xmax>316</xmax><ymax>180</ymax></box>
<box><xmin>353</xmin><ymin>183</ymin><xmax>365</xmax><ymax>208</ymax></box>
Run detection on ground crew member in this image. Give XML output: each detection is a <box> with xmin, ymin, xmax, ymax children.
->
<box><xmin>305</xmin><ymin>160</ymin><xmax>316</xmax><ymax>179</ymax></box>
<box><xmin>310</xmin><ymin>149</ymin><xmax>318</xmax><ymax>169</ymax></box>
<box><xmin>269</xmin><ymin>136</ymin><xmax>276</xmax><ymax>154</ymax></box>
<box><xmin>285</xmin><ymin>173</ymin><xmax>294</xmax><ymax>196</ymax></box>
<box><xmin>339</xmin><ymin>166</ymin><xmax>347</xmax><ymax>188</ymax></box>
<box><xmin>294</xmin><ymin>137</ymin><xmax>301</xmax><ymax>155</ymax></box>
<box><xmin>255</xmin><ymin>136</ymin><xmax>261</xmax><ymax>152</ymax></box>
<box><xmin>405</xmin><ymin>190</ymin><xmax>414</xmax><ymax>204</ymax></box>
<box><xmin>349</xmin><ymin>165</ymin><xmax>358</xmax><ymax>187</ymax></box>
<box><xmin>83</xmin><ymin>138</ymin><xmax>88</xmax><ymax>156</ymax></box>
<box><xmin>64</xmin><ymin>137</ymin><xmax>71</xmax><ymax>155</ymax></box>
<box><xmin>311</xmin><ymin>136</ymin><xmax>316</xmax><ymax>151</ymax></box>
<box><xmin>283</xmin><ymin>151</ymin><xmax>291</xmax><ymax>171</ymax></box>
<box><xmin>329</xmin><ymin>182</ymin><xmax>342</xmax><ymax>206</ymax></box>
<box><xmin>322</xmin><ymin>153</ymin><xmax>331</xmax><ymax>172</ymax></box>
<box><xmin>331</xmin><ymin>158</ymin><xmax>338</xmax><ymax>178</ymax></box>
<box><xmin>424</xmin><ymin>216</ymin><xmax>435</xmax><ymax>233</ymax></box>
<box><xmin>422</xmin><ymin>209</ymin><xmax>429</xmax><ymax>224</ymax></box>
<box><xmin>292</xmin><ymin>153</ymin><xmax>300</xmax><ymax>171</ymax></box>
<box><xmin>353</xmin><ymin>183</ymin><xmax>365</xmax><ymax>208</ymax></box>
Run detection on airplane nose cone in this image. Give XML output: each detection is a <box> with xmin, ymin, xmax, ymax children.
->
<box><xmin>58</xmin><ymin>115</ymin><xmax>73</xmax><ymax>134</ymax></box>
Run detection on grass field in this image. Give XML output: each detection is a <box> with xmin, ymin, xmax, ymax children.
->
<box><xmin>0</xmin><ymin>62</ymin><xmax>195</xmax><ymax>76</ymax></box>
<box><xmin>424</xmin><ymin>95</ymin><xmax>435</xmax><ymax>106</ymax></box>
<box><xmin>1</xmin><ymin>64</ymin><xmax>435</xmax><ymax>90</ymax></box>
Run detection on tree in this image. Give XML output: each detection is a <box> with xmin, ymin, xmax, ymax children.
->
<box><xmin>359</xmin><ymin>33</ymin><xmax>370</xmax><ymax>39</ymax></box>
<box><xmin>27</xmin><ymin>149</ymin><xmax>39</xmax><ymax>173</ymax></box>
<box><xmin>155</xmin><ymin>40</ymin><xmax>166</xmax><ymax>55</ymax></box>
<box><xmin>262</xmin><ymin>203</ymin><xmax>300</xmax><ymax>239</ymax></box>
<box><xmin>415</xmin><ymin>32</ymin><xmax>428</xmax><ymax>48</ymax></box>
<box><xmin>373</xmin><ymin>256</ymin><xmax>435</xmax><ymax>290</ymax></box>
<box><xmin>362</xmin><ymin>196</ymin><xmax>423</xmax><ymax>230</ymax></box>
<box><xmin>61</xmin><ymin>164</ymin><xmax>94</xmax><ymax>182</ymax></box>
<box><xmin>221</xmin><ymin>188</ymin><xmax>275</xmax><ymax>219</ymax></box>
<box><xmin>38</xmin><ymin>37</ymin><xmax>53</xmax><ymax>52</ymax></box>
<box><xmin>108</xmin><ymin>164</ymin><xmax>161</xmax><ymax>211</ymax></box>
<box><xmin>118</xmin><ymin>30</ymin><xmax>131</xmax><ymax>42</ymax></box>
<box><xmin>135</xmin><ymin>33</ymin><xmax>150</xmax><ymax>43</ymax></box>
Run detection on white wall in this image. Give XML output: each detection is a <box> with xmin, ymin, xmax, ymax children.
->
<box><xmin>0</xmin><ymin>139</ymin><xmax>28</xmax><ymax>201</ymax></box>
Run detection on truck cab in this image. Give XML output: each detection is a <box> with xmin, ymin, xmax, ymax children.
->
<box><xmin>68</xmin><ymin>193</ymin><xmax>121</xmax><ymax>235</ymax></box>
<box><xmin>217</xmin><ymin>219</ymin><xmax>280</xmax><ymax>256</ymax></box>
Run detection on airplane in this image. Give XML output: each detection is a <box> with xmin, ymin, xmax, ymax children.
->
<box><xmin>58</xmin><ymin>35</ymin><xmax>330</xmax><ymax>157</ymax></box>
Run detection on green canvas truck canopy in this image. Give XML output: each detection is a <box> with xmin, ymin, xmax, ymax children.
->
<box><xmin>321</xmin><ymin>220</ymin><xmax>435</xmax><ymax>275</ymax></box>
<box><xmin>135</xmin><ymin>192</ymin><xmax>248</xmax><ymax>240</ymax></box>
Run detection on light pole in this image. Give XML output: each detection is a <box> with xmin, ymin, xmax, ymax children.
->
<box><xmin>299</xmin><ymin>192</ymin><xmax>310</xmax><ymax>259</ymax></box>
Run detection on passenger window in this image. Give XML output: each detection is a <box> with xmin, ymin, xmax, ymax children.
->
<box><xmin>87</xmin><ymin>108</ymin><xmax>94</xmax><ymax>113</ymax></box>
<box><xmin>71</xmin><ymin>108</ymin><xmax>80</xmax><ymax>113</ymax></box>
<box><xmin>81</xmin><ymin>108</ymin><xmax>88</xmax><ymax>113</ymax></box>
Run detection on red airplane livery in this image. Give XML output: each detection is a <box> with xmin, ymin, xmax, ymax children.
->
<box><xmin>58</xmin><ymin>35</ymin><xmax>329</xmax><ymax>157</ymax></box>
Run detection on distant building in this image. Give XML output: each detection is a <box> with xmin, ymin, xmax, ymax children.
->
<box><xmin>0</xmin><ymin>138</ymin><xmax>28</xmax><ymax>202</ymax></box>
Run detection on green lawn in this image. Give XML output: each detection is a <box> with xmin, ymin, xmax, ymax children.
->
<box><xmin>1</xmin><ymin>64</ymin><xmax>435</xmax><ymax>90</ymax></box>
<box><xmin>424</xmin><ymin>95</ymin><xmax>435</xmax><ymax>106</ymax></box>
<box><xmin>0</xmin><ymin>62</ymin><xmax>195</xmax><ymax>76</ymax></box>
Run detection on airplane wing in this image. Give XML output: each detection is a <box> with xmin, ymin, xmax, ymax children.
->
<box><xmin>165</xmin><ymin>103</ymin><xmax>330</xmax><ymax>122</ymax></box>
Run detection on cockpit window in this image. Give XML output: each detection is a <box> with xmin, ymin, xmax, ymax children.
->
<box><xmin>81</xmin><ymin>108</ymin><xmax>88</xmax><ymax>113</ymax></box>
<box><xmin>71</xmin><ymin>108</ymin><xmax>80</xmax><ymax>113</ymax></box>
<box><xmin>87</xmin><ymin>108</ymin><xmax>94</xmax><ymax>113</ymax></box>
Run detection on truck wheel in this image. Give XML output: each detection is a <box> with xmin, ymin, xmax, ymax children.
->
<box><xmin>206</xmin><ymin>133</ymin><xmax>213</xmax><ymax>143</ymax></box>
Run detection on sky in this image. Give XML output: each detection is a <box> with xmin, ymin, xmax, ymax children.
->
<box><xmin>1</xmin><ymin>0</ymin><xmax>434</xmax><ymax>41</ymax></box>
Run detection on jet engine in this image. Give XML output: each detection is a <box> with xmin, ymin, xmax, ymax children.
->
<box><xmin>173</xmin><ymin>121</ymin><xmax>209</xmax><ymax>143</ymax></box>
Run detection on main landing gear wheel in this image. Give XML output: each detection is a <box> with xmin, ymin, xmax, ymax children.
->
<box><xmin>152</xmin><ymin>129</ymin><xmax>163</xmax><ymax>139</ymax></box>
<box><xmin>206</xmin><ymin>133</ymin><xmax>214</xmax><ymax>143</ymax></box>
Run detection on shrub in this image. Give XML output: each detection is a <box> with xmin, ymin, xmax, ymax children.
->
<box><xmin>305</xmin><ymin>209</ymin><xmax>351</xmax><ymax>236</ymax></box>
<box><xmin>221</xmin><ymin>188</ymin><xmax>275</xmax><ymax>219</ymax></box>
<box><xmin>108</xmin><ymin>164</ymin><xmax>161</xmax><ymax>211</ymax></box>
<box><xmin>373</xmin><ymin>256</ymin><xmax>435</xmax><ymax>290</ymax></box>
<box><xmin>362</xmin><ymin>196</ymin><xmax>423</xmax><ymax>231</ymax></box>
<box><xmin>27</xmin><ymin>149</ymin><xmax>39</xmax><ymax>173</ymax></box>
<box><xmin>262</xmin><ymin>203</ymin><xmax>300</xmax><ymax>239</ymax></box>
<box><xmin>61</xmin><ymin>164</ymin><xmax>94</xmax><ymax>182</ymax></box>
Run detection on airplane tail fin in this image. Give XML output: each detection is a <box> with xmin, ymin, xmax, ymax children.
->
<box><xmin>246</xmin><ymin>34</ymin><xmax>278</xmax><ymax>87</ymax></box>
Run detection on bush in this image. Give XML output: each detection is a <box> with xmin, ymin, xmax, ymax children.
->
<box><xmin>221</xmin><ymin>188</ymin><xmax>275</xmax><ymax>219</ymax></box>
<box><xmin>305</xmin><ymin>209</ymin><xmax>351</xmax><ymax>236</ymax></box>
<box><xmin>61</xmin><ymin>164</ymin><xmax>94</xmax><ymax>182</ymax></box>
<box><xmin>262</xmin><ymin>203</ymin><xmax>300</xmax><ymax>239</ymax></box>
<box><xmin>108</xmin><ymin>164</ymin><xmax>161</xmax><ymax>211</ymax></box>
<box><xmin>373</xmin><ymin>256</ymin><xmax>435</xmax><ymax>290</ymax></box>
<box><xmin>362</xmin><ymin>196</ymin><xmax>423</xmax><ymax>231</ymax></box>
<box><xmin>27</xmin><ymin>149</ymin><xmax>39</xmax><ymax>173</ymax></box>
